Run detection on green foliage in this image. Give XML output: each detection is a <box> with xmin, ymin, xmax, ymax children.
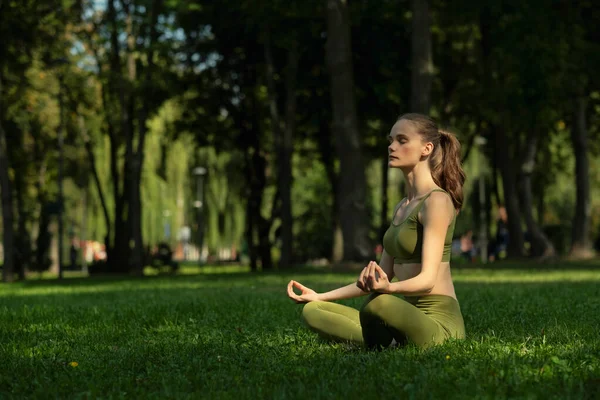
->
<box><xmin>196</xmin><ymin>146</ymin><xmax>246</xmax><ymax>255</ymax></box>
<box><xmin>291</xmin><ymin>156</ymin><xmax>333</xmax><ymax>262</ymax></box>
<box><xmin>3</xmin><ymin>0</ymin><xmax>600</xmax><ymax>271</ymax></box>
<box><xmin>1</xmin><ymin>264</ymin><xmax>600</xmax><ymax>397</ymax></box>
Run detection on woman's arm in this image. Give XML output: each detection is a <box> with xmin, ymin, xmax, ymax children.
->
<box><xmin>319</xmin><ymin>248</ymin><xmax>396</xmax><ymax>301</ymax></box>
<box><xmin>287</xmin><ymin>277</ymin><xmax>370</xmax><ymax>303</ymax></box>
<box><xmin>316</xmin><ymin>282</ymin><xmax>369</xmax><ymax>301</ymax></box>
<box><xmin>288</xmin><ymin>250</ymin><xmax>395</xmax><ymax>303</ymax></box>
<box><xmin>289</xmin><ymin>200</ymin><xmax>402</xmax><ymax>303</ymax></box>
<box><xmin>383</xmin><ymin>192</ymin><xmax>454</xmax><ymax>296</ymax></box>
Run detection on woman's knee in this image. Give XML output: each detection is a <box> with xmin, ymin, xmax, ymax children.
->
<box><xmin>360</xmin><ymin>293</ymin><xmax>396</xmax><ymax>318</ymax></box>
<box><xmin>301</xmin><ymin>301</ymin><xmax>324</xmax><ymax>324</ymax></box>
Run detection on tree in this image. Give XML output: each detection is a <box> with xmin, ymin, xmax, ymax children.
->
<box><xmin>569</xmin><ymin>95</ymin><xmax>592</xmax><ymax>257</ymax></box>
<box><xmin>263</xmin><ymin>16</ymin><xmax>300</xmax><ymax>268</ymax></box>
<box><xmin>410</xmin><ymin>0</ymin><xmax>433</xmax><ymax>114</ymax></box>
<box><xmin>565</xmin><ymin>0</ymin><xmax>600</xmax><ymax>258</ymax></box>
<box><xmin>325</xmin><ymin>0</ymin><xmax>373</xmax><ymax>261</ymax></box>
<box><xmin>0</xmin><ymin>74</ymin><xmax>15</xmax><ymax>282</ymax></box>
<box><xmin>0</xmin><ymin>0</ymin><xmax>84</xmax><ymax>280</ymax></box>
<box><xmin>81</xmin><ymin>0</ymin><xmax>173</xmax><ymax>274</ymax></box>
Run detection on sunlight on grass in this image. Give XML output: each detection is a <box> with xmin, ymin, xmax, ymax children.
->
<box><xmin>1</xmin><ymin>263</ymin><xmax>599</xmax><ymax>398</ymax></box>
<box><xmin>453</xmin><ymin>269</ymin><xmax>600</xmax><ymax>283</ymax></box>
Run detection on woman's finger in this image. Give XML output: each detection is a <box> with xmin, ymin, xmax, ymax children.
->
<box><xmin>369</xmin><ymin>263</ymin><xmax>378</xmax><ymax>283</ymax></box>
<box><xmin>368</xmin><ymin>262</ymin><xmax>377</xmax><ymax>284</ymax></box>
<box><xmin>356</xmin><ymin>278</ymin><xmax>365</xmax><ymax>291</ymax></box>
<box><xmin>292</xmin><ymin>281</ymin><xmax>307</xmax><ymax>291</ymax></box>
<box><xmin>287</xmin><ymin>280</ymin><xmax>297</xmax><ymax>297</ymax></box>
<box><xmin>357</xmin><ymin>267</ymin><xmax>367</xmax><ymax>289</ymax></box>
<box><xmin>375</xmin><ymin>265</ymin><xmax>387</xmax><ymax>281</ymax></box>
<box><xmin>289</xmin><ymin>289</ymin><xmax>303</xmax><ymax>303</ymax></box>
<box><xmin>363</xmin><ymin>262</ymin><xmax>373</xmax><ymax>287</ymax></box>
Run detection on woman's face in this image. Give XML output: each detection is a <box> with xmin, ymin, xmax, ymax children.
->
<box><xmin>387</xmin><ymin>119</ymin><xmax>430</xmax><ymax>169</ymax></box>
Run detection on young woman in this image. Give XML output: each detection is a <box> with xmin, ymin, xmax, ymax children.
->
<box><xmin>287</xmin><ymin>113</ymin><xmax>467</xmax><ymax>350</ymax></box>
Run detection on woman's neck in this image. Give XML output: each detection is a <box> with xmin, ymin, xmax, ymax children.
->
<box><xmin>403</xmin><ymin>163</ymin><xmax>438</xmax><ymax>200</ymax></box>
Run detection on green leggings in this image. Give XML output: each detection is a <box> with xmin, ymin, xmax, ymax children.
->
<box><xmin>302</xmin><ymin>293</ymin><xmax>465</xmax><ymax>349</ymax></box>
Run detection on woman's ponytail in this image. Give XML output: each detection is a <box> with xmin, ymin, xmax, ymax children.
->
<box><xmin>397</xmin><ymin>113</ymin><xmax>466</xmax><ymax>211</ymax></box>
<box><xmin>432</xmin><ymin>130</ymin><xmax>466</xmax><ymax>211</ymax></box>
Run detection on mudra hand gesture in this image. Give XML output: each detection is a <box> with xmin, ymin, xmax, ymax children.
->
<box><xmin>357</xmin><ymin>261</ymin><xmax>390</xmax><ymax>293</ymax></box>
<box><xmin>287</xmin><ymin>280</ymin><xmax>320</xmax><ymax>304</ymax></box>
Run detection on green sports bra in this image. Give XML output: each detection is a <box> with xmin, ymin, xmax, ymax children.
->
<box><xmin>382</xmin><ymin>189</ymin><xmax>456</xmax><ymax>264</ymax></box>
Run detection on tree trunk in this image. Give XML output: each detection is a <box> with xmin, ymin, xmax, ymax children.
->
<box><xmin>410</xmin><ymin>0</ymin><xmax>433</xmax><ymax>114</ymax></box>
<box><xmin>0</xmin><ymin>75</ymin><xmax>15</xmax><ymax>282</ymax></box>
<box><xmin>241</xmin><ymin>90</ymin><xmax>273</xmax><ymax>271</ymax></box>
<box><xmin>244</xmin><ymin>188</ymin><xmax>257</xmax><ymax>271</ymax></box>
<box><xmin>325</xmin><ymin>0</ymin><xmax>372</xmax><ymax>261</ymax></box>
<box><xmin>263</xmin><ymin>29</ymin><xmax>298</xmax><ymax>269</ymax></box>
<box><xmin>98</xmin><ymin>74</ymin><xmax>119</xmax><ymax>270</ymax></box>
<box><xmin>14</xmin><ymin>165</ymin><xmax>28</xmax><ymax>279</ymax></box>
<box><xmin>569</xmin><ymin>96</ymin><xmax>593</xmax><ymax>258</ymax></box>
<box><xmin>518</xmin><ymin>132</ymin><xmax>555</xmax><ymax>259</ymax></box>
<box><xmin>280</xmin><ymin>40</ymin><xmax>298</xmax><ymax>268</ymax></box>
<box><xmin>110</xmin><ymin>139</ymin><xmax>128</xmax><ymax>274</ymax></box>
<box><xmin>245</xmin><ymin>147</ymin><xmax>272</xmax><ymax>270</ymax></box>
<box><xmin>86</xmin><ymin>20</ymin><xmax>119</xmax><ymax>271</ymax></box>
<box><xmin>123</xmin><ymin>3</ymin><xmax>137</xmax><ymax>274</ymax></box>
<box><xmin>536</xmin><ymin>187</ymin><xmax>545</xmax><ymax>227</ymax></box>
<box><xmin>108</xmin><ymin>0</ymin><xmax>130</xmax><ymax>273</ymax></box>
<box><xmin>242</xmin><ymin>150</ymin><xmax>257</xmax><ymax>272</ymax></box>
<box><xmin>534</xmin><ymin>145</ymin><xmax>548</xmax><ymax>226</ymax></box>
<box><xmin>316</xmin><ymin>115</ymin><xmax>343</xmax><ymax>263</ymax></box>
<box><xmin>36</xmin><ymin>202</ymin><xmax>51</xmax><ymax>272</ymax></box>
<box><xmin>81</xmin><ymin>182</ymin><xmax>88</xmax><ymax>272</ymax></box>
<box><xmin>129</xmin><ymin>0</ymin><xmax>162</xmax><ymax>276</ymax></box>
<box><xmin>493</xmin><ymin>125</ymin><xmax>525</xmax><ymax>258</ymax></box>
<box><xmin>252</xmin><ymin>148</ymin><xmax>273</xmax><ymax>270</ymax></box>
<box><xmin>80</xmin><ymin>117</ymin><xmax>111</xmax><ymax>243</ymax></box>
<box><xmin>32</xmin><ymin>138</ymin><xmax>51</xmax><ymax>273</ymax></box>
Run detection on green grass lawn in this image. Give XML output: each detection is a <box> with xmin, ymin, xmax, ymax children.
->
<box><xmin>1</xmin><ymin>262</ymin><xmax>600</xmax><ymax>399</ymax></box>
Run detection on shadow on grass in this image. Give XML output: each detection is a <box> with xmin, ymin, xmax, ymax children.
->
<box><xmin>4</xmin><ymin>265</ymin><xmax>336</xmax><ymax>289</ymax></box>
<box><xmin>2</xmin><ymin>271</ymin><xmax>599</xmax><ymax>399</ymax></box>
<box><xmin>7</xmin><ymin>257</ymin><xmax>600</xmax><ymax>290</ymax></box>
<box><xmin>451</xmin><ymin>257</ymin><xmax>600</xmax><ymax>270</ymax></box>
<box><xmin>2</xmin><ymin>278</ymin><xmax>600</xmax><ymax>341</ymax></box>
<box><xmin>2</xmin><ymin>316</ymin><xmax>598</xmax><ymax>399</ymax></box>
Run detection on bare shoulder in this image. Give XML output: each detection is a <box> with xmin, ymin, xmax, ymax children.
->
<box><xmin>421</xmin><ymin>191</ymin><xmax>454</xmax><ymax>225</ymax></box>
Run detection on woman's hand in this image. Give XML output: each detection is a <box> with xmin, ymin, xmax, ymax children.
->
<box><xmin>357</xmin><ymin>261</ymin><xmax>390</xmax><ymax>293</ymax></box>
<box><xmin>287</xmin><ymin>280</ymin><xmax>321</xmax><ymax>304</ymax></box>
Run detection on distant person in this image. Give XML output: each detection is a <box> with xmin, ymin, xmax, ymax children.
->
<box><xmin>460</xmin><ymin>230</ymin><xmax>475</xmax><ymax>262</ymax></box>
<box><xmin>287</xmin><ymin>113</ymin><xmax>467</xmax><ymax>350</ymax></box>
<box><xmin>488</xmin><ymin>206</ymin><xmax>509</xmax><ymax>262</ymax></box>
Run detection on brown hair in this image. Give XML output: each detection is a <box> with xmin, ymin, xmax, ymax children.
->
<box><xmin>397</xmin><ymin>113</ymin><xmax>466</xmax><ymax>211</ymax></box>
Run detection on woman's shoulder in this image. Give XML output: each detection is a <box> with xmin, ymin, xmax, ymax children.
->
<box><xmin>419</xmin><ymin>190</ymin><xmax>455</xmax><ymax>223</ymax></box>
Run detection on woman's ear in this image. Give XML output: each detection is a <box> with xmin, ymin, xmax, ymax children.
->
<box><xmin>421</xmin><ymin>142</ymin><xmax>434</xmax><ymax>156</ymax></box>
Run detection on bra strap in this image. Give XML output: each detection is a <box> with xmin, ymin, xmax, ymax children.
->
<box><xmin>415</xmin><ymin>189</ymin><xmax>452</xmax><ymax>219</ymax></box>
<box><xmin>417</xmin><ymin>189</ymin><xmax>448</xmax><ymax>205</ymax></box>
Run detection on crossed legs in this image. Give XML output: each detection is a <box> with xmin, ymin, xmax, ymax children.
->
<box><xmin>302</xmin><ymin>293</ymin><xmax>446</xmax><ymax>349</ymax></box>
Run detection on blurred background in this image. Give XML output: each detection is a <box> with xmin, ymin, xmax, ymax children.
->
<box><xmin>1</xmin><ymin>0</ymin><xmax>599</xmax><ymax>281</ymax></box>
